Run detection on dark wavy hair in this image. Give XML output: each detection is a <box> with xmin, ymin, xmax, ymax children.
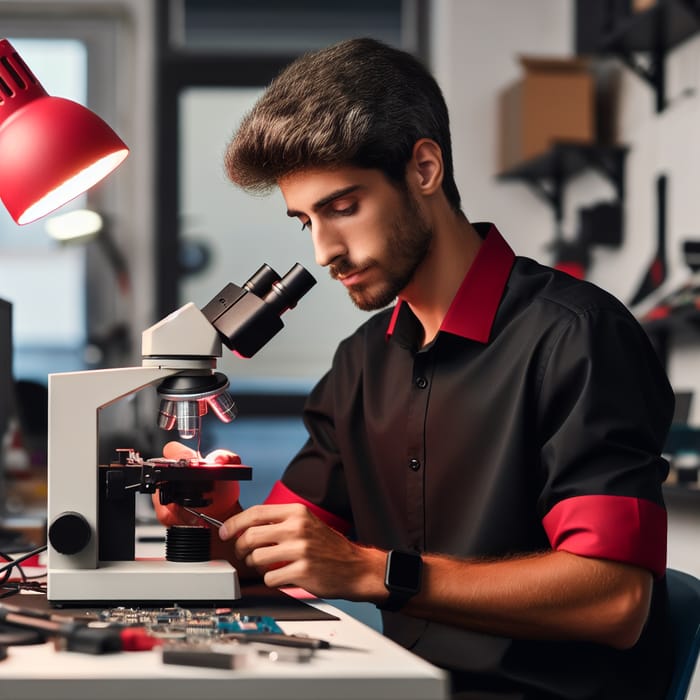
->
<box><xmin>224</xmin><ymin>37</ymin><xmax>461</xmax><ymax>211</ymax></box>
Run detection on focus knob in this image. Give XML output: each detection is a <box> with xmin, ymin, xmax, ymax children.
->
<box><xmin>48</xmin><ymin>511</ymin><xmax>92</xmax><ymax>555</ymax></box>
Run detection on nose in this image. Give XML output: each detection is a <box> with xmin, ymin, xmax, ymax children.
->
<box><xmin>311</xmin><ymin>221</ymin><xmax>347</xmax><ymax>268</ymax></box>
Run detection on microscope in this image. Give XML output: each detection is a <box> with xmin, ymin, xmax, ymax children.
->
<box><xmin>46</xmin><ymin>263</ymin><xmax>316</xmax><ymax>606</ymax></box>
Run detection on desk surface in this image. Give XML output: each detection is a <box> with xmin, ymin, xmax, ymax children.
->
<box><xmin>0</xmin><ymin>592</ymin><xmax>448</xmax><ymax>700</ymax></box>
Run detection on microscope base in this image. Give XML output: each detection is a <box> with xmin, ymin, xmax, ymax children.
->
<box><xmin>47</xmin><ymin>559</ymin><xmax>240</xmax><ymax>607</ymax></box>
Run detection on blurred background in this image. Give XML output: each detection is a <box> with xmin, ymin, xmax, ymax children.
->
<box><xmin>0</xmin><ymin>0</ymin><xmax>699</xmax><ymax>673</ymax></box>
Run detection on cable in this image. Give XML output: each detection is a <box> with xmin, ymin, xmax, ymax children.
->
<box><xmin>0</xmin><ymin>545</ymin><xmax>47</xmax><ymax>585</ymax></box>
<box><xmin>0</xmin><ymin>580</ymin><xmax>46</xmax><ymax>599</ymax></box>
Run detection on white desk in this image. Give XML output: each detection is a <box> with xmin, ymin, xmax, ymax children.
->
<box><xmin>0</xmin><ymin>593</ymin><xmax>448</xmax><ymax>700</ymax></box>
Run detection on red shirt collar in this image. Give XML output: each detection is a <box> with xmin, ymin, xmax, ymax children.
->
<box><xmin>386</xmin><ymin>223</ymin><xmax>515</xmax><ymax>343</ymax></box>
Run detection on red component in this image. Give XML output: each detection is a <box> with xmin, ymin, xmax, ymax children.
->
<box><xmin>119</xmin><ymin>627</ymin><xmax>162</xmax><ymax>651</ymax></box>
<box><xmin>644</xmin><ymin>305</ymin><xmax>670</xmax><ymax>321</ymax></box>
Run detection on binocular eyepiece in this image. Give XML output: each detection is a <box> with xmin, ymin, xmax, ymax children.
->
<box><xmin>201</xmin><ymin>262</ymin><xmax>317</xmax><ymax>359</ymax></box>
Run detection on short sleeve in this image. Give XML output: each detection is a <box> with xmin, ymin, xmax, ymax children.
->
<box><xmin>536</xmin><ymin>303</ymin><xmax>673</xmax><ymax>577</ymax></box>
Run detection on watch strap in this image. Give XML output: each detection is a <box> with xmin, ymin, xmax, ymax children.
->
<box><xmin>378</xmin><ymin>588</ymin><xmax>415</xmax><ymax>612</ymax></box>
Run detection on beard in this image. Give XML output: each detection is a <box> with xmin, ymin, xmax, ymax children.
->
<box><xmin>330</xmin><ymin>188</ymin><xmax>433</xmax><ymax>311</ymax></box>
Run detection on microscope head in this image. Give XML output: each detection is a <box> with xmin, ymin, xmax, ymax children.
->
<box><xmin>147</xmin><ymin>262</ymin><xmax>316</xmax><ymax>442</ymax></box>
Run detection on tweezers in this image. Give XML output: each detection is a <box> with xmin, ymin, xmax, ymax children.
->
<box><xmin>182</xmin><ymin>506</ymin><xmax>223</xmax><ymax>528</ymax></box>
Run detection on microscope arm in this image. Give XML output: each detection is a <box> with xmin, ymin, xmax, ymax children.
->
<box><xmin>47</xmin><ymin>365</ymin><xmax>185</xmax><ymax>571</ymax></box>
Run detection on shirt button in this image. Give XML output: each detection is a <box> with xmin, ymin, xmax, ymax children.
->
<box><xmin>409</xmin><ymin>458</ymin><xmax>421</xmax><ymax>471</ymax></box>
<box><xmin>415</xmin><ymin>376</ymin><xmax>428</xmax><ymax>389</ymax></box>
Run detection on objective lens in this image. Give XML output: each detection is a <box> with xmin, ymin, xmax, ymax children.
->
<box><xmin>157</xmin><ymin>399</ymin><xmax>177</xmax><ymax>431</ymax></box>
<box><xmin>176</xmin><ymin>400</ymin><xmax>201</xmax><ymax>440</ymax></box>
<box><xmin>156</xmin><ymin>372</ymin><xmax>237</xmax><ymax>436</ymax></box>
<box><xmin>206</xmin><ymin>391</ymin><xmax>237</xmax><ymax>423</ymax></box>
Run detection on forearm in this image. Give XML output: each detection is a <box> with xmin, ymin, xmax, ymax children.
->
<box><xmin>222</xmin><ymin>503</ymin><xmax>653</xmax><ymax>648</ymax></box>
<box><xmin>364</xmin><ymin>549</ymin><xmax>653</xmax><ymax>649</ymax></box>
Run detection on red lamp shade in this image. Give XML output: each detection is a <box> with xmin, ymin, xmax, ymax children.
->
<box><xmin>0</xmin><ymin>39</ymin><xmax>129</xmax><ymax>225</ymax></box>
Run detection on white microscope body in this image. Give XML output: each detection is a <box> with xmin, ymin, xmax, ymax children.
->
<box><xmin>46</xmin><ymin>303</ymin><xmax>241</xmax><ymax>606</ymax></box>
<box><xmin>46</xmin><ymin>263</ymin><xmax>315</xmax><ymax>606</ymax></box>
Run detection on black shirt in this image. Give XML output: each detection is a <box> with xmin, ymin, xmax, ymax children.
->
<box><xmin>265</xmin><ymin>224</ymin><xmax>674</xmax><ymax>699</ymax></box>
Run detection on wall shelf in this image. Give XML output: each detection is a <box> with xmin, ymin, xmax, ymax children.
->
<box><xmin>593</xmin><ymin>0</ymin><xmax>700</xmax><ymax>112</ymax></box>
<box><xmin>497</xmin><ymin>142</ymin><xmax>627</xmax><ymax>235</ymax></box>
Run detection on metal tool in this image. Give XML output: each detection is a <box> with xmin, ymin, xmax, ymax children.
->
<box><xmin>182</xmin><ymin>507</ymin><xmax>224</xmax><ymax>529</ymax></box>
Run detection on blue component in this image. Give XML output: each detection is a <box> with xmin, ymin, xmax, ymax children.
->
<box><xmin>215</xmin><ymin>615</ymin><xmax>283</xmax><ymax>634</ymax></box>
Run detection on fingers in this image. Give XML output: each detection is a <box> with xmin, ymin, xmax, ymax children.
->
<box><xmin>153</xmin><ymin>443</ymin><xmax>243</xmax><ymax>528</ymax></box>
<box><xmin>205</xmin><ymin>448</ymin><xmax>242</xmax><ymax>465</ymax></box>
<box><xmin>162</xmin><ymin>441</ymin><xmax>241</xmax><ymax>465</ymax></box>
<box><xmin>220</xmin><ymin>504</ymin><xmax>312</xmax><ymax>573</ymax></box>
<box><xmin>219</xmin><ymin>503</ymin><xmax>302</xmax><ymax>540</ymax></box>
<box><xmin>163</xmin><ymin>441</ymin><xmax>198</xmax><ymax>460</ymax></box>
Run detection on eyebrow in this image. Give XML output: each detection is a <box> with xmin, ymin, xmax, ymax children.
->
<box><xmin>286</xmin><ymin>185</ymin><xmax>362</xmax><ymax>218</ymax></box>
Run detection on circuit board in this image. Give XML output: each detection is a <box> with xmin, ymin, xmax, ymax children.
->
<box><xmin>91</xmin><ymin>605</ymin><xmax>283</xmax><ymax>642</ymax></box>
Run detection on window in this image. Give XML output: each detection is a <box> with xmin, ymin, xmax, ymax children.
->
<box><xmin>157</xmin><ymin>0</ymin><xmax>428</xmax><ymax>385</ymax></box>
<box><xmin>179</xmin><ymin>0</ymin><xmax>410</xmax><ymax>53</ymax></box>
<box><xmin>0</xmin><ymin>39</ymin><xmax>89</xmax><ymax>380</ymax></box>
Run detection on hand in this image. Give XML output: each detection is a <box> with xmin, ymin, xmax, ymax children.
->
<box><xmin>219</xmin><ymin>503</ymin><xmax>386</xmax><ymax>601</ymax></box>
<box><xmin>151</xmin><ymin>441</ymin><xmax>243</xmax><ymax>527</ymax></box>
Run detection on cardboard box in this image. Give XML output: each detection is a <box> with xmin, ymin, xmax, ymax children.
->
<box><xmin>498</xmin><ymin>56</ymin><xmax>595</xmax><ymax>172</ymax></box>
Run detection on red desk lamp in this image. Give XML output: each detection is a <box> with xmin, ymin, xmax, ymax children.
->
<box><xmin>0</xmin><ymin>39</ymin><xmax>128</xmax><ymax>225</ymax></box>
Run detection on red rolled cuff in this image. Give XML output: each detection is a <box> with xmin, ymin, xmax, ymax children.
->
<box><xmin>542</xmin><ymin>494</ymin><xmax>667</xmax><ymax>578</ymax></box>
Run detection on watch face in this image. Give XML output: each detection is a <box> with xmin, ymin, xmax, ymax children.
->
<box><xmin>386</xmin><ymin>550</ymin><xmax>422</xmax><ymax>592</ymax></box>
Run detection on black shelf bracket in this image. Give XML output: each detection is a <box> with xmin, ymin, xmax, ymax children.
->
<box><xmin>497</xmin><ymin>143</ymin><xmax>627</xmax><ymax>236</ymax></box>
<box><xmin>597</xmin><ymin>0</ymin><xmax>700</xmax><ymax>113</ymax></box>
<box><xmin>614</xmin><ymin>44</ymin><xmax>664</xmax><ymax>111</ymax></box>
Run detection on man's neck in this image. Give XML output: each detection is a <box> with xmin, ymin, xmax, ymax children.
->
<box><xmin>401</xmin><ymin>215</ymin><xmax>483</xmax><ymax>347</ymax></box>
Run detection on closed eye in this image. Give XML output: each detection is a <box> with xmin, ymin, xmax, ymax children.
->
<box><xmin>331</xmin><ymin>201</ymin><xmax>357</xmax><ymax>218</ymax></box>
<box><xmin>287</xmin><ymin>184</ymin><xmax>363</xmax><ymax>231</ymax></box>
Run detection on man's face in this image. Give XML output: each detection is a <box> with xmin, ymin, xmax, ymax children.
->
<box><xmin>279</xmin><ymin>167</ymin><xmax>432</xmax><ymax>311</ymax></box>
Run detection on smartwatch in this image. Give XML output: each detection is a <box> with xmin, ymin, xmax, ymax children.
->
<box><xmin>379</xmin><ymin>549</ymin><xmax>423</xmax><ymax>612</ymax></box>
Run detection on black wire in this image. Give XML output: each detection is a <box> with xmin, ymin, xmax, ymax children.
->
<box><xmin>0</xmin><ymin>580</ymin><xmax>46</xmax><ymax>599</ymax></box>
<box><xmin>0</xmin><ymin>552</ymin><xmax>11</xmax><ymax>585</ymax></box>
<box><xmin>0</xmin><ymin>583</ymin><xmax>19</xmax><ymax>598</ymax></box>
<box><xmin>0</xmin><ymin>545</ymin><xmax>47</xmax><ymax>584</ymax></box>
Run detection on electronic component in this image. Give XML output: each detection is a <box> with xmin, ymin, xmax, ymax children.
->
<box><xmin>0</xmin><ymin>602</ymin><xmax>158</xmax><ymax>654</ymax></box>
<box><xmin>162</xmin><ymin>640</ymin><xmax>314</xmax><ymax>669</ymax></box>
<box><xmin>94</xmin><ymin>605</ymin><xmax>315</xmax><ymax>667</ymax></box>
<box><xmin>91</xmin><ymin>605</ymin><xmax>284</xmax><ymax>639</ymax></box>
<box><xmin>162</xmin><ymin>643</ymin><xmax>253</xmax><ymax>670</ymax></box>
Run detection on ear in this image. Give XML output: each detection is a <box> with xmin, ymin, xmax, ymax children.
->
<box><xmin>408</xmin><ymin>138</ymin><xmax>444</xmax><ymax>196</ymax></box>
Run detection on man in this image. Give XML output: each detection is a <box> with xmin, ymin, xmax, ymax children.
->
<box><xmin>155</xmin><ymin>38</ymin><xmax>674</xmax><ymax>699</ymax></box>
